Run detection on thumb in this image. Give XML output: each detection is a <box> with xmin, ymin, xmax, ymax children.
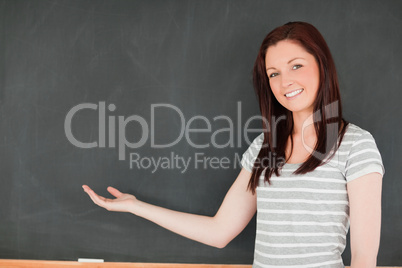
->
<box><xmin>107</xmin><ymin>186</ymin><xmax>123</xmax><ymax>198</ymax></box>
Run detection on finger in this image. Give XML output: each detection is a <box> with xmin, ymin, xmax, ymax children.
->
<box><xmin>107</xmin><ymin>186</ymin><xmax>124</xmax><ymax>198</ymax></box>
<box><xmin>82</xmin><ymin>185</ymin><xmax>96</xmax><ymax>199</ymax></box>
<box><xmin>83</xmin><ymin>185</ymin><xmax>105</xmax><ymax>201</ymax></box>
<box><xmin>84</xmin><ymin>187</ymin><xmax>110</xmax><ymax>208</ymax></box>
<box><xmin>85</xmin><ymin>187</ymin><xmax>103</xmax><ymax>205</ymax></box>
<box><xmin>87</xmin><ymin>191</ymin><xmax>102</xmax><ymax>206</ymax></box>
<box><xmin>82</xmin><ymin>185</ymin><xmax>91</xmax><ymax>192</ymax></box>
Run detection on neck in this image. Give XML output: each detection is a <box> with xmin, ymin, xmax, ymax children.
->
<box><xmin>291</xmin><ymin>110</ymin><xmax>345</xmax><ymax>138</ymax></box>
<box><xmin>291</xmin><ymin>110</ymin><xmax>316</xmax><ymax>138</ymax></box>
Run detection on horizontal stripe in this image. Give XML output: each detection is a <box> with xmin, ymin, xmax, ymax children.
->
<box><xmin>256</xmin><ymin>230</ymin><xmax>346</xmax><ymax>239</ymax></box>
<box><xmin>257</xmin><ymin>219</ymin><xmax>348</xmax><ymax>230</ymax></box>
<box><xmin>351</xmin><ymin>138</ymin><xmax>375</xmax><ymax>147</ymax></box>
<box><xmin>258</xmin><ymin>188</ymin><xmax>347</xmax><ymax>194</ymax></box>
<box><xmin>280</xmin><ymin>166</ymin><xmax>339</xmax><ymax>172</ymax></box>
<box><xmin>258</xmin><ymin>209</ymin><xmax>348</xmax><ymax>216</ymax></box>
<box><xmin>255</xmin><ymin>249</ymin><xmax>333</xmax><ymax>259</ymax></box>
<box><xmin>345</xmin><ymin>164</ymin><xmax>384</xmax><ymax>182</ymax></box>
<box><xmin>325</xmin><ymin>158</ymin><xmax>346</xmax><ymax>166</ymax></box>
<box><xmin>255</xmin><ymin>240</ymin><xmax>343</xmax><ymax>248</ymax></box>
<box><xmin>257</xmin><ymin>198</ymin><xmax>349</xmax><ymax>205</ymax></box>
<box><xmin>269</xmin><ymin>176</ymin><xmax>346</xmax><ymax>184</ymax></box>
<box><xmin>345</xmin><ymin>158</ymin><xmax>382</xmax><ymax>171</ymax></box>
<box><xmin>344</xmin><ymin>132</ymin><xmax>362</xmax><ymax>136</ymax></box>
<box><xmin>254</xmin><ymin>259</ymin><xmax>343</xmax><ymax>268</ymax></box>
<box><xmin>337</xmin><ymin>140</ymin><xmax>354</xmax><ymax>145</ymax></box>
<box><xmin>349</xmin><ymin>148</ymin><xmax>382</xmax><ymax>159</ymax></box>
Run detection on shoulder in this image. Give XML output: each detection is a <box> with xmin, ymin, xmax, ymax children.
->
<box><xmin>240</xmin><ymin>133</ymin><xmax>265</xmax><ymax>172</ymax></box>
<box><xmin>243</xmin><ymin>132</ymin><xmax>265</xmax><ymax>156</ymax></box>
<box><xmin>341</xmin><ymin>122</ymin><xmax>385</xmax><ymax>182</ymax></box>
<box><xmin>343</xmin><ymin>122</ymin><xmax>379</xmax><ymax>148</ymax></box>
<box><xmin>345</xmin><ymin>122</ymin><xmax>374</xmax><ymax>137</ymax></box>
<box><xmin>250</xmin><ymin>132</ymin><xmax>264</xmax><ymax>147</ymax></box>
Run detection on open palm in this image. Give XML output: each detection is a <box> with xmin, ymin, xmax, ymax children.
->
<box><xmin>82</xmin><ymin>185</ymin><xmax>137</xmax><ymax>213</ymax></box>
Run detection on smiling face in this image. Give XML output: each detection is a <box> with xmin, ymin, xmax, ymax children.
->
<box><xmin>265</xmin><ymin>40</ymin><xmax>320</xmax><ymax>115</ymax></box>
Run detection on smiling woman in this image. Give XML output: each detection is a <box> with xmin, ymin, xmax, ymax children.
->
<box><xmin>265</xmin><ymin>40</ymin><xmax>320</xmax><ymax>114</ymax></box>
<box><xmin>83</xmin><ymin>22</ymin><xmax>384</xmax><ymax>268</ymax></box>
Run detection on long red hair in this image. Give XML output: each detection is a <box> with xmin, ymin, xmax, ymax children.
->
<box><xmin>248</xmin><ymin>21</ymin><xmax>349</xmax><ymax>193</ymax></box>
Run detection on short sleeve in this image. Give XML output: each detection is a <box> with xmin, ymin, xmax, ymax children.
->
<box><xmin>345</xmin><ymin>130</ymin><xmax>385</xmax><ymax>182</ymax></box>
<box><xmin>240</xmin><ymin>133</ymin><xmax>264</xmax><ymax>172</ymax></box>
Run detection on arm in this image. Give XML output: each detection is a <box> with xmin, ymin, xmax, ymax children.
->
<box><xmin>82</xmin><ymin>168</ymin><xmax>256</xmax><ymax>248</ymax></box>
<box><xmin>347</xmin><ymin>172</ymin><xmax>383</xmax><ymax>268</ymax></box>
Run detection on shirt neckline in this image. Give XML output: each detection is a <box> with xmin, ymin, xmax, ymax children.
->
<box><xmin>282</xmin><ymin>122</ymin><xmax>353</xmax><ymax>168</ymax></box>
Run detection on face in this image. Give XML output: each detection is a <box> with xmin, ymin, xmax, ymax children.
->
<box><xmin>265</xmin><ymin>40</ymin><xmax>320</xmax><ymax>115</ymax></box>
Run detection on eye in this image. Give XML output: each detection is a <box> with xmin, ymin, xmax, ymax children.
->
<box><xmin>268</xmin><ymin>72</ymin><xmax>279</xmax><ymax>78</ymax></box>
<box><xmin>292</xmin><ymin>64</ymin><xmax>302</xmax><ymax>70</ymax></box>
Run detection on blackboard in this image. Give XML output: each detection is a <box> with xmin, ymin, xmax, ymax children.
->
<box><xmin>1</xmin><ymin>0</ymin><xmax>401</xmax><ymax>265</ymax></box>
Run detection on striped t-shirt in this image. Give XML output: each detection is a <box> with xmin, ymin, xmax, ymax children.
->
<box><xmin>240</xmin><ymin>123</ymin><xmax>385</xmax><ymax>268</ymax></box>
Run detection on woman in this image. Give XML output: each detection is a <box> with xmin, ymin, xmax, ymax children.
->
<box><xmin>83</xmin><ymin>22</ymin><xmax>384</xmax><ymax>267</ymax></box>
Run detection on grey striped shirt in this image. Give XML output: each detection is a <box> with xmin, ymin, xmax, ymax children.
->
<box><xmin>241</xmin><ymin>123</ymin><xmax>385</xmax><ymax>268</ymax></box>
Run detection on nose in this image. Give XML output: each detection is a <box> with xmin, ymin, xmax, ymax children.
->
<box><xmin>281</xmin><ymin>73</ymin><xmax>294</xmax><ymax>88</ymax></box>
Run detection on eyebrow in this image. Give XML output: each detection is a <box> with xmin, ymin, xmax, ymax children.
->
<box><xmin>266</xmin><ymin>57</ymin><xmax>306</xmax><ymax>71</ymax></box>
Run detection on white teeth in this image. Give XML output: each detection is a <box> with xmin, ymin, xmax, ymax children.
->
<box><xmin>285</xmin><ymin>89</ymin><xmax>303</xmax><ymax>97</ymax></box>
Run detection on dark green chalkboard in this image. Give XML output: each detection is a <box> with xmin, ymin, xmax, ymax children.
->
<box><xmin>0</xmin><ymin>0</ymin><xmax>401</xmax><ymax>265</ymax></box>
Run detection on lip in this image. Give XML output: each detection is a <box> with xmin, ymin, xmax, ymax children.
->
<box><xmin>284</xmin><ymin>88</ymin><xmax>304</xmax><ymax>99</ymax></box>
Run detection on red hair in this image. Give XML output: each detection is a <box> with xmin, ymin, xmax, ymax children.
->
<box><xmin>248</xmin><ymin>21</ymin><xmax>349</xmax><ymax>193</ymax></box>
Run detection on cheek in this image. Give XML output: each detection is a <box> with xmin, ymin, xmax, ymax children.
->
<box><xmin>269</xmin><ymin>79</ymin><xmax>280</xmax><ymax>94</ymax></box>
<box><xmin>302</xmin><ymin>68</ymin><xmax>320</xmax><ymax>90</ymax></box>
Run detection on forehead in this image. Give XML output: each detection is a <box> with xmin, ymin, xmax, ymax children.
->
<box><xmin>265</xmin><ymin>40</ymin><xmax>312</xmax><ymax>65</ymax></box>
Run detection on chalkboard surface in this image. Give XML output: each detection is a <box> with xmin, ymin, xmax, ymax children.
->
<box><xmin>1</xmin><ymin>0</ymin><xmax>401</xmax><ymax>265</ymax></box>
